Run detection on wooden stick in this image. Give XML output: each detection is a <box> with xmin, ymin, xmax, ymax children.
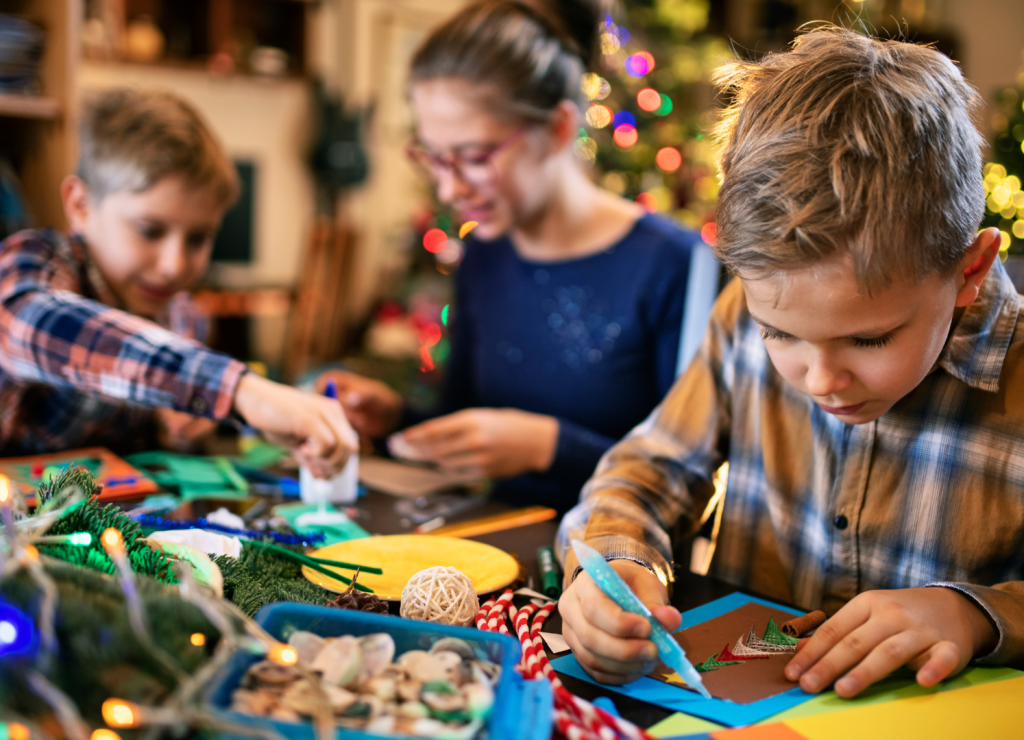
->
<box><xmin>425</xmin><ymin>506</ymin><xmax>557</xmax><ymax>538</ymax></box>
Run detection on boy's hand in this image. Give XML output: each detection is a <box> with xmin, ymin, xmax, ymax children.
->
<box><xmin>392</xmin><ymin>408</ymin><xmax>558</xmax><ymax>479</ymax></box>
<box><xmin>155</xmin><ymin>408</ymin><xmax>216</xmax><ymax>452</ymax></box>
<box><xmin>233</xmin><ymin>373</ymin><xmax>358</xmax><ymax>477</ymax></box>
<box><xmin>316</xmin><ymin>370</ymin><xmax>403</xmax><ymax>439</ymax></box>
<box><xmin>560</xmin><ymin>559</ymin><xmax>681</xmax><ymax>684</ymax></box>
<box><xmin>785</xmin><ymin>587</ymin><xmax>998</xmax><ymax>698</ymax></box>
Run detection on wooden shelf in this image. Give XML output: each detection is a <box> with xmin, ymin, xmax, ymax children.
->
<box><xmin>0</xmin><ymin>94</ymin><xmax>62</xmax><ymax>121</ymax></box>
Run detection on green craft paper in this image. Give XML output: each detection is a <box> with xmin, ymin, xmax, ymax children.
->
<box><xmin>646</xmin><ymin>665</ymin><xmax>1022</xmax><ymax>736</ymax></box>
<box><xmin>126</xmin><ymin>452</ymin><xmax>250</xmax><ymax>501</ymax></box>
<box><xmin>272</xmin><ymin>502</ymin><xmax>370</xmax><ymax>545</ymax></box>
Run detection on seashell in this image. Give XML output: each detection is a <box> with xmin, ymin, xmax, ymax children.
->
<box><xmin>312</xmin><ymin>635</ymin><xmax>363</xmax><ymax>688</ymax></box>
<box><xmin>411</xmin><ymin>718</ymin><xmax>449</xmax><ymax>737</ymax></box>
<box><xmin>462</xmin><ymin>665</ymin><xmax>495</xmax><ymax>721</ymax></box>
<box><xmin>366</xmin><ymin>715</ymin><xmax>396</xmax><ymax>734</ymax></box>
<box><xmin>429</xmin><ymin>637</ymin><xmax>476</xmax><ymax>661</ymax></box>
<box><xmin>397</xmin><ymin>680</ymin><xmax>423</xmax><ymax>703</ymax></box>
<box><xmin>269</xmin><ymin>706</ymin><xmax>302</xmax><ymax>723</ymax></box>
<box><xmin>363</xmin><ymin>676</ymin><xmax>397</xmax><ymax>703</ymax></box>
<box><xmin>359</xmin><ymin>633</ymin><xmax>396</xmax><ymax>679</ymax></box>
<box><xmin>397</xmin><ymin>701</ymin><xmax>431</xmax><ymax>720</ymax></box>
<box><xmin>472</xmin><ymin>660</ymin><xmax>501</xmax><ymax>684</ymax></box>
<box><xmin>398</xmin><ymin>650</ymin><xmax>429</xmax><ymax>675</ymax></box>
<box><xmin>401</xmin><ymin>650</ymin><xmax>455</xmax><ymax>684</ymax></box>
<box><xmin>249</xmin><ymin>660</ymin><xmax>301</xmax><ymax>687</ymax></box>
<box><xmin>359</xmin><ymin>695</ymin><xmax>385</xmax><ymax>720</ymax></box>
<box><xmin>421</xmin><ymin>681</ymin><xmax>468</xmax><ymax>722</ymax></box>
<box><xmin>287</xmin><ymin>631</ymin><xmax>327</xmax><ymax>665</ymax></box>
<box><xmin>322</xmin><ymin>685</ymin><xmax>357</xmax><ymax>713</ymax></box>
<box><xmin>231</xmin><ymin>688</ymin><xmax>278</xmax><ymax>716</ymax></box>
<box><xmin>429</xmin><ymin>651</ymin><xmax>466</xmax><ymax>686</ymax></box>
<box><xmin>280</xmin><ymin>680</ymin><xmax>323</xmax><ymax>716</ymax></box>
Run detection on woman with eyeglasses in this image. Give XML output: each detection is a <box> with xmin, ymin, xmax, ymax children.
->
<box><xmin>321</xmin><ymin>0</ymin><xmax>702</xmax><ymax>515</ymax></box>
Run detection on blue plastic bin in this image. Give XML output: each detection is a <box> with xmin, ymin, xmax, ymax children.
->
<box><xmin>202</xmin><ymin>603</ymin><xmax>553</xmax><ymax>740</ymax></box>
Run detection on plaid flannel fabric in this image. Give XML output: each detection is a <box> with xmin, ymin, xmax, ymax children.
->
<box><xmin>559</xmin><ymin>261</ymin><xmax>1024</xmax><ymax>667</ymax></box>
<box><xmin>0</xmin><ymin>229</ymin><xmax>246</xmax><ymax>454</ymax></box>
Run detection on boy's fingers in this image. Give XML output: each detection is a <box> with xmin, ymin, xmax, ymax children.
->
<box><xmin>914</xmin><ymin>641</ymin><xmax>961</xmax><ymax>687</ymax></box>
<box><xmin>574</xmin><ymin>575</ymin><xmax>653</xmax><ymax>640</ymax></box>
<box><xmin>797</xmin><ymin>620</ymin><xmax>898</xmax><ymax>694</ymax></box>
<box><xmin>650</xmin><ymin>605</ymin><xmax>683</xmax><ymax>633</ymax></box>
<box><xmin>785</xmin><ymin>600</ymin><xmax>869</xmax><ymax>681</ymax></box>
<box><xmin>832</xmin><ymin>632</ymin><xmax>932</xmax><ymax>698</ymax></box>
<box><xmin>402</xmin><ymin>413</ymin><xmax>471</xmax><ymax>443</ymax></box>
<box><xmin>561</xmin><ymin>618</ymin><xmax>658</xmax><ymax>679</ymax></box>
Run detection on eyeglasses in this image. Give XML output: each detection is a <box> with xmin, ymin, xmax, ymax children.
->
<box><xmin>405</xmin><ymin>127</ymin><xmax>528</xmax><ymax>186</ymax></box>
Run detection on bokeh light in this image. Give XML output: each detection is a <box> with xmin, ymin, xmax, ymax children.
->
<box><xmin>612</xmin><ymin>110</ymin><xmax>636</xmax><ymax>129</ymax></box>
<box><xmin>420</xmin><ymin>323</ymin><xmax>442</xmax><ymax>348</ymax></box>
<box><xmin>624</xmin><ymin>54</ymin><xmax>648</xmax><ymax>77</ymax></box>
<box><xmin>423</xmin><ymin>228</ymin><xmax>448</xmax><ymax>254</ymax></box>
<box><xmin>613</xmin><ymin>125</ymin><xmax>638</xmax><ymax>148</ymax></box>
<box><xmin>637</xmin><ymin>88</ymin><xmax>662</xmax><ymax>112</ymax></box>
<box><xmin>441</xmin><ymin>305</ymin><xmax>449</xmax><ymax>326</ymax></box>
<box><xmin>585</xmin><ymin>104</ymin><xmax>612</xmax><ymax>128</ymax></box>
<box><xmin>92</xmin><ymin>730</ymin><xmax>122</xmax><ymax>740</ymax></box>
<box><xmin>102</xmin><ymin>699</ymin><xmax>139</xmax><ymax>729</ymax></box>
<box><xmin>701</xmin><ymin>222</ymin><xmax>717</xmax><ymax>246</ymax></box>
<box><xmin>580</xmin><ymin>73</ymin><xmax>611</xmax><ymax>101</ymax></box>
<box><xmin>600</xmin><ymin>33</ymin><xmax>620</xmax><ymax>55</ymax></box>
<box><xmin>10</xmin><ymin>724</ymin><xmax>30</xmax><ymax>740</ymax></box>
<box><xmin>0</xmin><ymin>474</ymin><xmax>9</xmax><ymax>504</ymax></box>
<box><xmin>190</xmin><ymin>632</ymin><xmax>206</xmax><ymax>647</ymax></box>
<box><xmin>636</xmin><ymin>192</ymin><xmax>657</xmax><ymax>213</ymax></box>
<box><xmin>574</xmin><ymin>135</ymin><xmax>598</xmax><ymax>162</ymax></box>
<box><xmin>656</xmin><ymin>147</ymin><xmax>683</xmax><ymax>172</ymax></box>
<box><xmin>655</xmin><ymin>94</ymin><xmax>674</xmax><ymax>116</ymax></box>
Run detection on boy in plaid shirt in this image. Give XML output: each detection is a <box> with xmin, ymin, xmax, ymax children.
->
<box><xmin>0</xmin><ymin>88</ymin><xmax>354</xmax><ymax>475</ymax></box>
<box><xmin>558</xmin><ymin>27</ymin><xmax>1024</xmax><ymax>696</ymax></box>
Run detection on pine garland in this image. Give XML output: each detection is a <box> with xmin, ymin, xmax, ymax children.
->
<box><xmin>36</xmin><ymin>466</ymin><xmax>177</xmax><ymax>583</ymax></box>
<box><xmin>214</xmin><ymin>541</ymin><xmax>336</xmax><ymax>617</ymax></box>
<box><xmin>0</xmin><ymin>560</ymin><xmax>216</xmax><ymax>725</ymax></box>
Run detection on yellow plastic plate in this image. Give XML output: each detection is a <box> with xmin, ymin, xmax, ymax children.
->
<box><xmin>302</xmin><ymin>534</ymin><xmax>521</xmax><ymax>600</ymax></box>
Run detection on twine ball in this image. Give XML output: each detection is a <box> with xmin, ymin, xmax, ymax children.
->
<box><xmin>400</xmin><ymin>566</ymin><xmax>479</xmax><ymax>626</ymax></box>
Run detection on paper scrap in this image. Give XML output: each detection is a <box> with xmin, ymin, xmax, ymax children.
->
<box><xmin>540</xmin><ymin>631</ymin><xmax>570</xmax><ymax>654</ymax></box>
<box><xmin>148</xmin><ymin>529</ymin><xmax>242</xmax><ymax>559</ymax></box>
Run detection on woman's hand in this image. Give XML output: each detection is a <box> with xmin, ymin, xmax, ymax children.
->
<box><xmin>316</xmin><ymin>370</ymin><xmax>403</xmax><ymax>439</ymax></box>
<box><xmin>233</xmin><ymin>373</ymin><xmax>358</xmax><ymax>478</ymax></box>
<box><xmin>559</xmin><ymin>559</ymin><xmax>681</xmax><ymax>684</ymax></box>
<box><xmin>785</xmin><ymin>587</ymin><xmax>998</xmax><ymax>698</ymax></box>
<box><xmin>391</xmin><ymin>408</ymin><xmax>559</xmax><ymax>478</ymax></box>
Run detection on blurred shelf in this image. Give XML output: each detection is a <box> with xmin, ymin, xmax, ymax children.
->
<box><xmin>0</xmin><ymin>94</ymin><xmax>62</xmax><ymax>120</ymax></box>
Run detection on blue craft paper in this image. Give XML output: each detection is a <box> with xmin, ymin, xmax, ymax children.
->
<box><xmin>550</xmin><ymin>592</ymin><xmax>815</xmax><ymax>727</ymax></box>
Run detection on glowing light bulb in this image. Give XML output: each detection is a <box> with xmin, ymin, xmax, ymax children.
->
<box><xmin>22</xmin><ymin>545</ymin><xmax>38</xmax><ymax>562</ymax></box>
<box><xmin>101</xmin><ymin>528</ymin><xmax>124</xmax><ymax>552</ymax></box>
<box><xmin>585</xmin><ymin>104</ymin><xmax>612</xmax><ymax>129</ymax></box>
<box><xmin>190</xmin><ymin>632</ymin><xmax>207</xmax><ymax>647</ymax></box>
<box><xmin>101</xmin><ymin>699</ymin><xmax>140</xmax><ymax>729</ymax></box>
<box><xmin>0</xmin><ymin>474</ymin><xmax>10</xmax><ymax>504</ymax></box>
<box><xmin>69</xmin><ymin>532</ymin><xmax>92</xmax><ymax>546</ymax></box>
<box><xmin>9</xmin><ymin>723</ymin><xmax>29</xmax><ymax>740</ymax></box>
<box><xmin>0</xmin><ymin>620</ymin><xmax>17</xmax><ymax>644</ymax></box>
<box><xmin>269</xmin><ymin>643</ymin><xmax>298</xmax><ymax>666</ymax></box>
<box><xmin>92</xmin><ymin>730</ymin><xmax>122</xmax><ymax>740</ymax></box>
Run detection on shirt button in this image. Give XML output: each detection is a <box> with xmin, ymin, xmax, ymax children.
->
<box><xmin>189</xmin><ymin>395</ymin><xmax>209</xmax><ymax>415</ymax></box>
<box><xmin>833</xmin><ymin>515</ymin><xmax>849</xmax><ymax>530</ymax></box>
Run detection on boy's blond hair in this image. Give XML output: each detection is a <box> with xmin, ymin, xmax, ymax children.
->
<box><xmin>712</xmin><ymin>25</ymin><xmax>985</xmax><ymax>292</ymax></box>
<box><xmin>76</xmin><ymin>88</ymin><xmax>239</xmax><ymax>206</ymax></box>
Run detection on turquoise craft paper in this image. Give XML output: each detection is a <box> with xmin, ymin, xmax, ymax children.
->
<box><xmin>550</xmin><ymin>592</ymin><xmax>814</xmax><ymax>727</ymax></box>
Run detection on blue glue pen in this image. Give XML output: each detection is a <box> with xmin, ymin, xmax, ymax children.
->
<box><xmin>571</xmin><ymin>539</ymin><xmax>712</xmax><ymax>700</ymax></box>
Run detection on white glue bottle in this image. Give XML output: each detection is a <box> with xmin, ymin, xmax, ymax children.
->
<box><xmin>296</xmin><ymin>379</ymin><xmax>359</xmax><ymax>527</ymax></box>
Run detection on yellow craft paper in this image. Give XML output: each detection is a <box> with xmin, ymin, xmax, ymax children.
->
<box><xmin>302</xmin><ymin>534</ymin><xmax>520</xmax><ymax>600</ymax></box>
<box><xmin>648</xmin><ymin>712</ymin><xmax>724</xmax><ymax>737</ymax></box>
<box><xmin>764</xmin><ymin>665</ymin><xmax>1021</xmax><ymax>723</ymax></box>
<box><xmin>785</xmin><ymin>675</ymin><xmax>1024</xmax><ymax>740</ymax></box>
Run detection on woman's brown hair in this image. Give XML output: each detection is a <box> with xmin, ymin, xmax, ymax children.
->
<box><xmin>410</xmin><ymin>0</ymin><xmax>611</xmax><ymax>122</ymax></box>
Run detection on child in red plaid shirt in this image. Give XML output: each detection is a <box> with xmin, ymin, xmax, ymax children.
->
<box><xmin>0</xmin><ymin>88</ymin><xmax>354</xmax><ymax>475</ymax></box>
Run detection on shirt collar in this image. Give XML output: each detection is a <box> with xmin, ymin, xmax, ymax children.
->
<box><xmin>938</xmin><ymin>258</ymin><xmax>1020</xmax><ymax>393</ymax></box>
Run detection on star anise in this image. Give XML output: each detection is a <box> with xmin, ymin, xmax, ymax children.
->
<box><xmin>328</xmin><ymin>567</ymin><xmax>389</xmax><ymax>614</ymax></box>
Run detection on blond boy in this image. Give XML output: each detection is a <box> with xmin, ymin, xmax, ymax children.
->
<box><xmin>558</xmin><ymin>27</ymin><xmax>1024</xmax><ymax>697</ymax></box>
<box><xmin>0</xmin><ymin>88</ymin><xmax>353</xmax><ymax>472</ymax></box>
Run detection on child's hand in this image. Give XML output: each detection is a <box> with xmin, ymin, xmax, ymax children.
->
<box><xmin>785</xmin><ymin>588</ymin><xmax>998</xmax><ymax>698</ymax></box>
<box><xmin>233</xmin><ymin>373</ymin><xmax>358</xmax><ymax>477</ymax></box>
<box><xmin>392</xmin><ymin>408</ymin><xmax>558</xmax><ymax>479</ymax></box>
<box><xmin>559</xmin><ymin>559</ymin><xmax>681</xmax><ymax>684</ymax></box>
<box><xmin>155</xmin><ymin>408</ymin><xmax>216</xmax><ymax>452</ymax></box>
<box><xmin>315</xmin><ymin>370</ymin><xmax>403</xmax><ymax>439</ymax></box>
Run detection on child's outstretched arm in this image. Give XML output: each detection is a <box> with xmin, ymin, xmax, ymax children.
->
<box><xmin>0</xmin><ymin>233</ymin><xmax>355</xmax><ymax>472</ymax></box>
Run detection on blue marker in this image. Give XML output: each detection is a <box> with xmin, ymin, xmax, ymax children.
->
<box><xmin>324</xmin><ymin>379</ymin><xmax>338</xmax><ymax>400</ymax></box>
<box><xmin>571</xmin><ymin>539</ymin><xmax>712</xmax><ymax>700</ymax></box>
